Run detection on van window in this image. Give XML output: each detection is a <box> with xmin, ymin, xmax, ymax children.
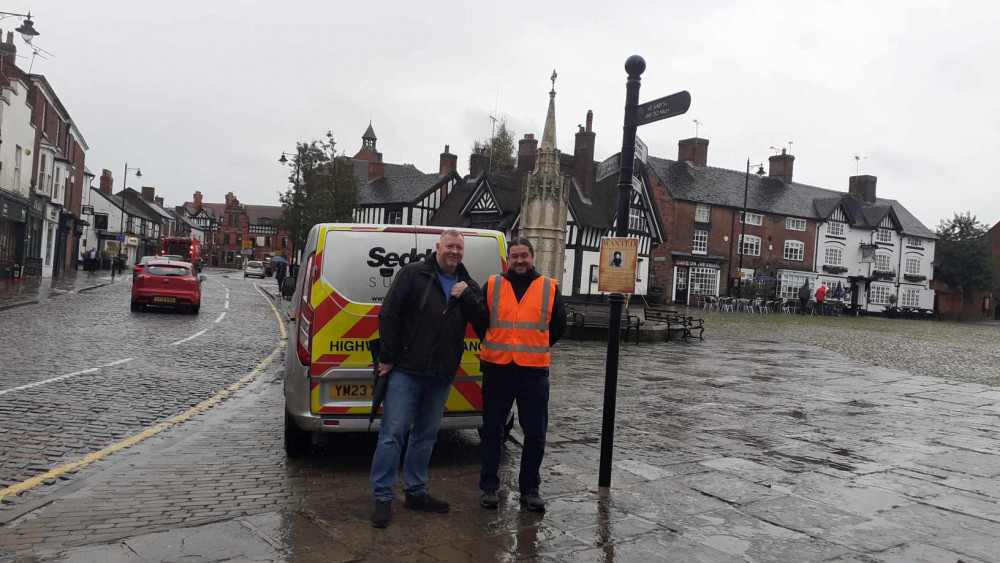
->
<box><xmin>415</xmin><ymin>232</ymin><xmax>505</xmax><ymax>287</ymax></box>
<box><xmin>320</xmin><ymin>229</ymin><xmax>505</xmax><ymax>305</ymax></box>
<box><xmin>321</xmin><ymin>230</ymin><xmax>420</xmax><ymax>304</ymax></box>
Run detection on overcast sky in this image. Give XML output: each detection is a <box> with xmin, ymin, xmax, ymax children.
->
<box><xmin>12</xmin><ymin>0</ymin><xmax>999</xmax><ymax>229</ymax></box>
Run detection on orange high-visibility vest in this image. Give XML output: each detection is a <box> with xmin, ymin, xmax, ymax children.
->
<box><xmin>481</xmin><ymin>274</ymin><xmax>556</xmax><ymax>367</ymax></box>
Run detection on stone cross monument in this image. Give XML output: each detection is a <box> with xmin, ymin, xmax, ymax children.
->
<box><xmin>520</xmin><ymin>70</ymin><xmax>570</xmax><ymax>283</ymax></box>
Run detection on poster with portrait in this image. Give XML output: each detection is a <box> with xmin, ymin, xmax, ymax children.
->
<box><xmin>598</xmin><ymin>237</ymin><xmax>638</xmax><ymax>293</ymax></box>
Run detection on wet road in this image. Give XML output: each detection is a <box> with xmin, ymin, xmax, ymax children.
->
<box><xmin>2</xmin><ymin>290</ymin><xmax>1000</xmax><ymax>561</ymax></box>
<box><xmin>0</xmin><ymin>269</ymin><xmax>280</xmax><ymax>503</ymax></box>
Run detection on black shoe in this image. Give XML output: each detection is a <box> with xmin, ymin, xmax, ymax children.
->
<box><xmin>481</xmin><ymin>490</ymin><xmax>499</xmax><ymax>509</ymax></box>
<box><xmin>371</xmin><ymin>500</ymin><xmax>392</xmax><ymax>528</ymax></box>
<box><xmin>520</xmin><ymin>492</ymin><xmax>546</xmax><ymax>512</ymax></box>
<box><xmin>404</xmin><ymin>492</ymin><xmax>450</xmax><ymax>513</ymax></box>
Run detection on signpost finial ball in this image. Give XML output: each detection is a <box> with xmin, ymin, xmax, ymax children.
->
<box><xmin>625</xmin><ymin>55</ymin><xmax>646</xmax><ymax>77</ymax></box>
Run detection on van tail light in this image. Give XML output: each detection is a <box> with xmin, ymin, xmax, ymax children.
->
<box><xmin>296</xmin><ymin>251</ymin><xmax>318</xmax><ymax>366</ymax></box>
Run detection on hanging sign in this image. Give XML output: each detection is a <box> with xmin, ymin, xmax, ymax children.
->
<box><xmin>598</xmin><ymin>237</ymin><xmax>639</xmax><ymax>293</ymax></box>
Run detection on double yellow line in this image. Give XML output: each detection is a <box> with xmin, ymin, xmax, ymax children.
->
<box><xmin>0</xmin><ymin>286</ymin><xmax>288</xmax><ymax>503</ymax></box>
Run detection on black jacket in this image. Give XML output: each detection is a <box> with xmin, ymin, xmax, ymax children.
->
<box><xmin>476</xmin><ymin>268</ymin><xmax>566</xmax><ymax>376</ymax></box>
<box><xmin>378</xmin><ymin>253</ymin><xmax>486</xmax><ymax>380</ymax></box>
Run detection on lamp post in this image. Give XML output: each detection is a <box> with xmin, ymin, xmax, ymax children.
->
<box><xmin>735</xmin><ymin>159</ymin><xmax>765</xmax><ymax>298</ymax></box>
<box><xmin>0</xmin><ymin>10</ymin><xmax>40</xmax><ymax>43</ymax></box>
<box><xmin>118</xmin><ymin>163</ymin><xmax>142</xmax><ymax>268</ymax></box>
<box><xmin>279</xmin><ymin>150</ymin><xmax>302</xmax><ymax>273</ymax></box>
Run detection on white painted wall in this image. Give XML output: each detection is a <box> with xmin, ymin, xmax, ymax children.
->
<box><xmin>0</xmin><ymin>78</ymin><xmax>35</xmax><ymax>198</ymax></box>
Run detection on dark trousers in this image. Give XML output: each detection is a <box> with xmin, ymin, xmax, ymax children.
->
<box><xmin>799</xmin><ymin>297</ymin><xmax>808</xmax><ymax>314</ymax></box>
<box><xmin>479</xmin><ymin>365</ymin><xmax>549</xmax><ymax>494</ymax></box>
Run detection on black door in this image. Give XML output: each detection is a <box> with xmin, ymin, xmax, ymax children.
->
<box><xmin>674</xmin><ymin>267</ymin><xmax>689</xmax><ymax>303</ymax></box>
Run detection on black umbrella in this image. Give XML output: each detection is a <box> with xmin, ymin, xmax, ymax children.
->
<box><xmin>368</xmin><ymin>338</ymin><xmax>389</xmax><ymax>431</ymax></box>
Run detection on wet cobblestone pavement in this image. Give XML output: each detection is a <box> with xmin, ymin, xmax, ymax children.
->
<box><xmin>695</xmin><ymin>308</ymin><xmax>1000</xmax><ymax>387</ymax></box>
<box><xmin>2</xmin><ymin>292</ymin><xmax>1000</xmax><ymax>561</ymax></box>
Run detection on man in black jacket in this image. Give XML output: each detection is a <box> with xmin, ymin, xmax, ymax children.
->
<box><xmin>370</xmin><ymin>229</ymin><xmax>486</xmax><ymax>528</ymax></box>
<box><xmin>476</xmin><ymin>237</ymin><xmax>565</xmax><ymax>512</ymax></box>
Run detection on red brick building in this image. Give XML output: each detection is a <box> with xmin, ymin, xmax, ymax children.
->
<box><xmin>178</xmin><ymin>191</ymin><xmax>290</xmax><ymax>267</ymax></box>
<box><xmin>646</xmin><ymin>139</ymin><xmax>820</xmax><ymax>303</ymax></box>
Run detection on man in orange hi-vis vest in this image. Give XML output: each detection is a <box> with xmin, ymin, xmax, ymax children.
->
<box><xmin>475</xmin><ymin>236</ymin><xmax>566</xmax><ymax>512</ymax></box>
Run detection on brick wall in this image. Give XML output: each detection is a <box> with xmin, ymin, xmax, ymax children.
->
<box><xmin>646</xmin><ymin>167</ymin><xmax>818</xmax><ymax>299</ymax></box>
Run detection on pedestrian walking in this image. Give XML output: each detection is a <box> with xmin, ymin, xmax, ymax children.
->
<box><xmin>797</xmin><ymin>281</ymin><xmax>810</xmax><ymax>315</ymax></box>
<box><xmin>369</xmin><ymin>229</ymin><xmax>486</xmax><ymax>528</ymax></box>
<box><xmin>477</xmin><ymin>237</ymin><xmax>565</xmax><ymax>513</ymax></box>
<box><xmin>815</xmin><ymin>283</ymin><xmax>827</xmax><ymax>316</ymax></box>
<box><xmin>275</xmin><ymin>261</ymin><xmax>286</xmax><ymax>288</ymax></box>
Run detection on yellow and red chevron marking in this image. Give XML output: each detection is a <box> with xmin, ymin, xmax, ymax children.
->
<box><xmin>309</xmin><ymin>280</ymin><xmax>380</xmax><ymax>376</ymax></box>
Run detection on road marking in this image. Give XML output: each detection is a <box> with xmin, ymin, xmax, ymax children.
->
<box><xmin>170</xmin><ymin>329</ymin><xmax>208</xmax><ymax>346</ymax></box>
<box><xmin>215</xmin><ymin>312</ymin><xmax>226</xmax><ymax>323</ymax></box>
<box><xmin>0</xmin><ymin>274</ymin><xmax>288</xmax><ymax>502</ymax></box>
<box><xmin>0</xmin><ymin>368</ymin><xmax>99</xmax><ymax>396</ymax></box>
<box><xmin>0</xmin><ymin>342</ymin><xmax>283</xmax><ymax>503</ymax></box>
<box><xmin>225</xmin><ymin>300</ymin><xmax>230</xmax><ymax>309</ymax></box>
<box><xmin>102</xmin><ymin>358</ymin><xmax>134</xmax><ymax>367</ymax></box>
<box><xmin>256</xmin><ymin>284</ymin><xmax>287</xmax><ymax>341</ymax></box>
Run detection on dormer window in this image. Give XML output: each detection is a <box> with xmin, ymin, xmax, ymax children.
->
<box><xmin>875</xmin><ymin>228</ymin><xmax>893</xmax><ymax>244</ymax></box>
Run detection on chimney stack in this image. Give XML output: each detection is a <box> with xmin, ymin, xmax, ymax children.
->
<box><xmin>574</xmin><ymin>111</ymin><xmax>596</xmax><ymax>199</ymax></box>
<box><xmin>849</xmin><ymin>175</ymin><xmax>878</xmax><ymax>203</ymax></box>
<box><xmin>439</xmin><ymin>144</ymin><xmax>457</xmax><ymax>176</ymax></box>
<box><xmin>99</xmin><ymin>169</ymin><xmax>114</xmax><ymax>194</ymax></box>
<box><xmin>141</xmin><ymin>186</ymin><xmax>155</xmax><ymax>201</ymax></box>
<box><xmin>677</xmin><ymin>138</ymin><xmax>709</xmax><ymax>167</ymax></box>
<box><xmin>517</xmin><ymin>134</ymin><xmax>538</xmax><ymax>177</ymax></box>
<box><xmin>193</xmin><ymin>190</ymin><xmax>203</xmax><ymax>206</ymax></box>
<box><xmin>225</xmin><ymin>192</ymin><xmax>236</xmax><ymax>207</ymax></box>
<box><xmin>367</xmin><ymin>153</ymin><xmax>385</xmax><ymax>180</ymax></box>
<box><xmin>768</xmin><ymin>149</ymin><xmax>795</xmax><ymax>184</ymax></box>
<box><xmin>0</xmin><ymin>31</ymin><xmax>15</xmax><ymax>66</ymax></box>
<box><xmin>154</xmin><ymin>196</ymin><xmax>164</xmax><ymax>207</ymax></box>
<box><xmin>470</xmin><ymin>148</ymin><xmax>490</xmax><ymax>178</ymax></box>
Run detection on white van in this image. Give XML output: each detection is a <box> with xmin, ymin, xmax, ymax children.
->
<box><xmin>282</xmin><ymin>224</ymin><xmax>507</xmax><ymax>456</ymax></box>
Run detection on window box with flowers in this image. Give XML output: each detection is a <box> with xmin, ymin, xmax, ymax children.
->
<box><xmin>822</xmin><ymin>265</ymin><xmax>848</xmax><ymax>274</ymax></box>
<box><xmin>871</xmin><ymin>269</ymin><xmax>896</xmax><ymax>281</ymax></box>
<box><xmin>903</xmin><ymin>274</ymin><xmax>926</xmax><ymax>283</ymax></box>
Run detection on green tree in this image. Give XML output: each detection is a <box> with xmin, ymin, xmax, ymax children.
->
<box><xmin>279</xmin><ymin>132</ymin><xmax>358</xmax><ymax>258</ymax></box>
<box><xmin>934</xmin><ymin>211</ymin><xmax>993</xmax><ymax>301</ymax></box>
<box><xmin>473</xmin><ymin>116</ymin><xmax>517</xmax><ymax>172</ymax></box>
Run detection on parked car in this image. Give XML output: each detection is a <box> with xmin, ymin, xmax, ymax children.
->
<box><xmin>133</xmin><ymin>255</ymin><xmax>157</xmax><ymax>278</ymax></box>
<box><xmin>131</xmin><ymin>261</ymin><xmax>206</xmax><ymax>314</ymax></box>
<box><xmin>244</xmin><ymin>261</ymin><xmax>266</xmax><ymax>279</ymax></box>
<box><xmin>160</xmin><ymin>254</ymin><xmax>184</xmax><ymax>262</ymax></box>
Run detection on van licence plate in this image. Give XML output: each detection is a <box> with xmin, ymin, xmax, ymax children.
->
<box><xmin>153</xmin><ymin>296</ymin><xmax>177</xmax><ymax>303</ymax></box>
<box><xmin>329</xmin><ymin>383</ymin><xmax>373</xmax><ymax>399</ymax></box>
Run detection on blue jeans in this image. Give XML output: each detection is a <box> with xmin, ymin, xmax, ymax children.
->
<box><xmin>370</xmin><ymin>370</ymin><xmax>452</xmax><ymax>501</ymax></box>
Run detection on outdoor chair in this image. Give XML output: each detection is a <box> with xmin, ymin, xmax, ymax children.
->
<box><xmin>720</xmin><ymin>297</ymin><xmax>735</xmax><ymax>312</ymax></box>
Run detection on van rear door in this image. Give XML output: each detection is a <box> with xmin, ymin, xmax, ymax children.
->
<box><xmin>309</xmin><ymin>227</ymin><xmax>419</xmax><ymax>414</ymax></box>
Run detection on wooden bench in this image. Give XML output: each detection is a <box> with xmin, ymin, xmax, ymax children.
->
<box><xmin>570</xmin><ymin>305</ymin><xmax>642</xmax><ymax>344</ymax></box>
<box><xmin>644</xmin><ymin>308</ymin><xmax>705</xmax><ymax>341</ymax></box>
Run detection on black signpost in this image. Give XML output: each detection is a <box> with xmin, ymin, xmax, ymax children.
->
<box><xmin>636</xmin><ymin>90</ymin><xmax>691</xmax><ymax>127</ymax></box>
<box><xmin>598</xmin><ymin>56</ymin><xmax>690</xmax><ymax>489</ymax></box>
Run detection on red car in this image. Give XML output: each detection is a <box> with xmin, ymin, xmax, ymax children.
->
<box><xmin>131</xmin><ymin>261</ymin><xmax>205</xmax><ymax>314</ymax></box>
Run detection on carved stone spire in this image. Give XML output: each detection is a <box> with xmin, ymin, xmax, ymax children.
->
<box><xmin>521</xmin><ymin>70</ymin><xmax>570</xmax><ymax>283</ymax></box>
<box><xmin>540</xmin><ymin>70</ymin><xmax>558</xmax><ymax>151</ymax></box>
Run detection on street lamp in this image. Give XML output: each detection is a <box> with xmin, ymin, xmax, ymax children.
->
<box><xmin>0</xmin><ymin>10</ymin><xmax>40</xmax><ymax>43</ymax></box>
<box><xmin>734</xmin><ymin>159</ymin><xmax>765</xmax><ymax>298</ymax></box>
<box><xmin>118</xmin><ymin>163</ymin><xmax>142</xmax><ymax>269</ymax></box>
<box><xmin>279</xmin><ymin>149</ymin><xmax>302</xmax><ymax>271</ymax></box>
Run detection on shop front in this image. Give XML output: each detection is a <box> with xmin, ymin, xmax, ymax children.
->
<box><xmin>671</xmin><ymin>253</ymin><xmax>723</xmax><ymax>306</ymax></box>
<box><xmin>0</xmin><ymin>192</ymin><xmax>29</xmax><ymax>280</ymax></box>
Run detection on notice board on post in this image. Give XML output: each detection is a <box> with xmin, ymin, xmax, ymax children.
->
<box><xmin>597</xmin><ymin>237</ymin><xmax>638</xmax><ymax>294</ymax></box>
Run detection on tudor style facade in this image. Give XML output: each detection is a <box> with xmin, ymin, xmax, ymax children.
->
<box><xmin>429</xmin><ymin>98</ymin><xmax>664</xmax><ymax>296</ymax></box>
<box><xmin>179</xmin><ymin>191</ymin><xmax>289</xmax><ymax>266</ymax></box>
